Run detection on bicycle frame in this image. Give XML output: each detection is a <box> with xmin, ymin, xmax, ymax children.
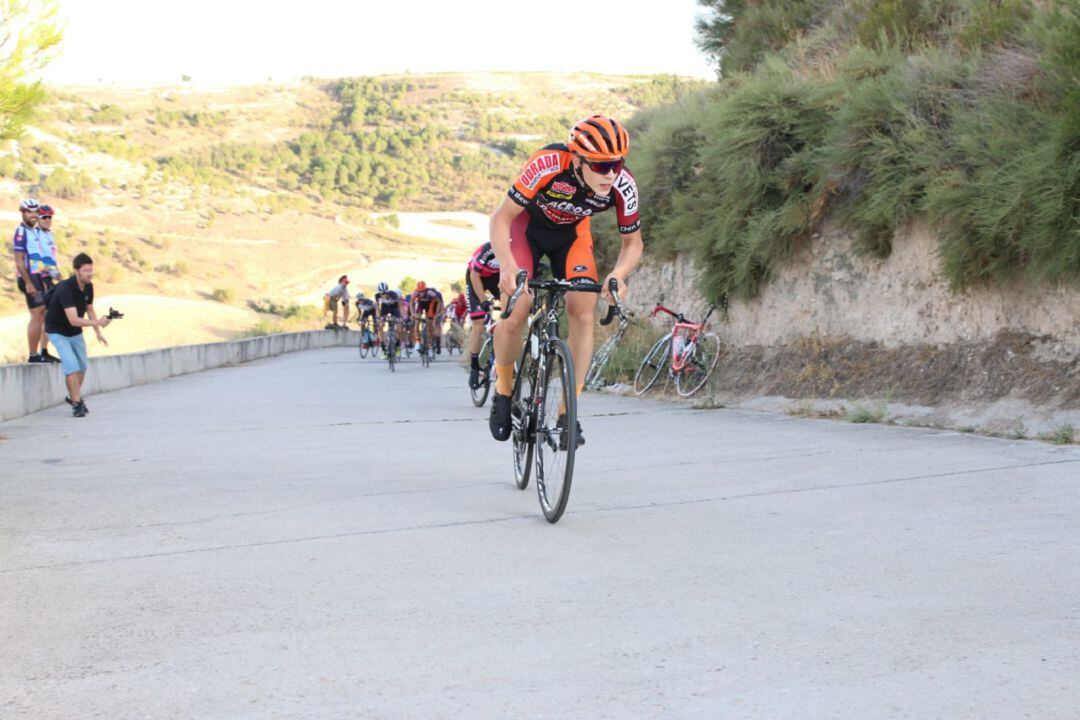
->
<box><xmin>651</xmin><ymin>303</ymin><xmax>716</xmax><ymax>374</ymax></box>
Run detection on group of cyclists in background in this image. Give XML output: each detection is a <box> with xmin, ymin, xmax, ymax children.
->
<box><xmin>325</xmin><ymin>275</ymin><xmax>469</xmax><ymax>360</ymax></box>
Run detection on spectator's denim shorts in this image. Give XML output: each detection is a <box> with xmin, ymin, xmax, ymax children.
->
<box><xmin>46</xmin><ymin>333</ymin><xmax>88</xmax><ymax>376</ymax></box>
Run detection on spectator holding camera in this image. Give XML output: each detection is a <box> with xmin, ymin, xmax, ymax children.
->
<box><xmin>44</xmin><ymin>253</ymin><xmax>110</xmax><ymax>418</ymax></box>
<box><xmin>12</xmin><ymin>198</ymin><xmax>61</xmax><ymax>364</ymax></box>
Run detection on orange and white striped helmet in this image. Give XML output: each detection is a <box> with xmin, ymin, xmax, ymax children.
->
<box><xmin>567</xmin><ymin>115</ymin><xmax>630</xmax><ymax>161</ymax></box>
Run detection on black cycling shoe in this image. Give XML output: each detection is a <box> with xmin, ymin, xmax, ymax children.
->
<box><xmin>556</xmin><ymin>414</ymin><xmax>585</xmax><ymax>450</ymax></box>
<box><xmin>489</xmin><ymin>393</ymin><xmax>512</xmax><ymax>441</ymax></box>
<box><xmin>468</xmin><ymin>366</ymin><xmax>481</xmax><ymax>389</ymax></box>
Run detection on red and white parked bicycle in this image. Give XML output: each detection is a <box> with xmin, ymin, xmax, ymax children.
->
<box><xmin>633</xmin><ymin>302</ymin><xmax>722</xmax><ymax>397</ymax></box>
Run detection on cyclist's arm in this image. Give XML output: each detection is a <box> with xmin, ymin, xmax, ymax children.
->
<box><xmin>489</xmin><ymin>196</ymin><xmax>525</xmax><ymax>296</ymax></box>
<box><xmin>605</xmin><ymin>228</ymin><xmax>643</xmax><ymax>298</ymax></box>
<box><xmin>13</xmin><ymin>251</ymin><xmax>35</xmax><ymax>292</ymax></box>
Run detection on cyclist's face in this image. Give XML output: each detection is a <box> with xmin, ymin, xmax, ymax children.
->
<box><xmin>576</xmin><ymin>157</ymin><xmax>617</xmax><ymax>195</ymax></box>
<box><xmin>21</xmin><ymin>209</ymin><xmax>37</xmax><ymax>226</ymax></box>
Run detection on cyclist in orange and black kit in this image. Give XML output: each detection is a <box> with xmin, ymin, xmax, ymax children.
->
<box><xmin>487</xmin><ymin>116</ymin><xmax>643</xmax><ymax>446</ymax></box>
<box><xmin>411</xmin><ymin>281</ymin><xmax>444</xmax><ymax>353</ymax></box>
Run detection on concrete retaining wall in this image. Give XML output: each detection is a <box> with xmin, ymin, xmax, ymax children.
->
<box><xmin>0</xmin><ymin>330</ymin><xmax>358</xmax><ymax>422</ymax></box>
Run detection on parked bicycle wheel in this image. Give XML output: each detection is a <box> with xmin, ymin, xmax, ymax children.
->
<box><xmin>534</xmin><ymin>339</ymin><xmax>576</xmax><ymax>523</ymax></box>
<box><xmin>675</xmin><ymin>333</ymin><xmax>722</xmax><ymax>397</ymax></box>
<box><xmin>585</xmin><ymin>333</ymin><xmax>618</xmax><ymax>390</ymax></box>
<box><xmin>471</xmin><ymin>336</ymin><xmax>493</xmax><ymax>407</ymax></box>
<box><xmin>633</xmin><ymin>335</ymin><xmax>671</xmax><ymax>395</ymax></box>
<box><xmin>511</xmin><ymin>352</ymin><xmax>534</xmax><ymax>490</ymax></box>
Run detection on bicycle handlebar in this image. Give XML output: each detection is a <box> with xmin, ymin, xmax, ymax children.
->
<box><xmin>501</xmin><ymin>270</ymin><xmax>606</xmax><ymax>319</ymax></box>
<box><xmin>599</xmin><ymin>278</ymin><xmax>626</xmax><ymax>326</ymax></box>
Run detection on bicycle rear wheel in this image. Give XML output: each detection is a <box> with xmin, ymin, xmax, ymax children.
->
<box><xmin>633</xmin><ymin>335</ymin><xmax>671</xmax><ymax>395</ymax></box>
<box><xmin>471</xmin><ymin>336</ymin><xmax>493</xmax><ymax>407</ymax></box>
<box><xmin>511</xmin><ymin>350</ymin><xmax>535</xmax><ymax>490</ymax></box>
<box><xmin>675</xmin><ymin>333</ymin><xmax>722</xmax><ymax>397</ymax></box>
<box><xmin>534</xmin><ymin>339</ymin><xmax>576</xmax><ymax>523</ymax></box>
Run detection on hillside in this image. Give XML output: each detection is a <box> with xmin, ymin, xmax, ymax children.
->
<box><xmin>0</xmin><ymin>73</ymin><xmax>702</xmax><ymax>361</ymax></box>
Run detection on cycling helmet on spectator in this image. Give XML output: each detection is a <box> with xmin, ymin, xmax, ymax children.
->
<box><xmin>567</xmin><ymin>116</ymin><xmax>629</xmax><ymax>161</ymax></box>
<box><xmin>377</xmin><ymin>281</ymin><xmax>389</xmax><ymax>293</ymax></box>
<box><xmin>38</xmin><ymin>204</ymin><xmax>54</xmax><ymax>218</ymax></box>
<box><xmin>19</xmin><ymin>198</ymin><xmax>39</xmax><ymax>212</ymax></box>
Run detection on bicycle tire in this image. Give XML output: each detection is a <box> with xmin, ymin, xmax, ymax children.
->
<box><xmin>534</xmin><ymin>338</ymin><xmax>576</xmax><ymax>523</ymax></box>
<box><xmin>387</xmin><ymin>329</ymin><xmax>396</xmax><ymax>373</ymax></box>
<box><xmin>633</xmin><ymin>335</ymin><xmax>671</xmax><ymax>395</ymax></box>
<box><xmin>675</xmin><ymin>333</ymin><xmax>721</xmax><ymax>397</ymax></box>
<box><xmin>359</xmin><ymin>333</ymin><xmax>369</xmax><ymax>358</ymax></box>
<box><xmin>585</xmin><ymin>333</ymin><xmax>617</xmax><ymax>389</ymax></box>
<box><xmin>471</xmin><ymin>336</ymin><xmax>493</xmax><ymax>408</ymax></box>
<box><xmin>511</xmin><ymin>349</ymin><xmax>535</xmax><ymax>491</ymax></box>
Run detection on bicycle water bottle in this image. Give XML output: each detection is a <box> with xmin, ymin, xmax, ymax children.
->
<box><xmin>672</xmin><ymin>334</ymin><xmax>684</xmax><ymax>358</ymax></box>
<box><xmin>530</xmin><ymin>333</ymin><xmax>539</xmax><ymax>359</ymax></box>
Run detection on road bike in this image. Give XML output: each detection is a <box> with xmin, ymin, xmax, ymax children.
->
<box><xmin>357</xmin><ymin>315</ymin><xmax>377</xmax><ymax>359</ymax></box>
<box><xmin>633</xmin><ymin>302</ymin><xmax>722</xmax><ymax>397</ymax></box>
<box><xmin>584</xmin><ymin>298</ymin><xmax>631</xmax><ymax>390</ymax></box>
<box><xmin>502</xmin><ymin>271</ymin><xmax>623</xmax><ymax>523</ymax></box>
<box><xmin>382</xmin><ymin>317</ymin><xmax>401</xmax><ymax>373</ymax></box>
<box><xmin>469</xmin><ymin>305</ymin><xmax>500</xmax><ymax>408</ymax></box>
<box><xmin>418</xmin><ymin>317</ymin><xmax>433</xmax><ymax>368</ymax></box>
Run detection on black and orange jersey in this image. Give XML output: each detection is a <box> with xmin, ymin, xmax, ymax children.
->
<box><xmin>507</xmin><ymin>144</ymin><xmax>641</xmax><ymax>240</ymax></box>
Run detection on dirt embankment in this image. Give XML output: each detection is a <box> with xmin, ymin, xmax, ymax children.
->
<box><xmin>626</xmin><ymin>221</ymin><xmax>1080</xmax><ymax>436</ymax></box>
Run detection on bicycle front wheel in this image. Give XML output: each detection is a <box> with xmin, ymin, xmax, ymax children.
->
<box><xmin>359</xmin><ymin>332</ymin><xmax>369</xmax><ymax>358</ymax></box>
<box><xmin>471</xmin><ymin>336</ymin><xmax>493</xmax><ymax>408</ymax></box>
<box><xmin>534</xmin><ymin>339</ymin><xmax>577</xmax><ymax>523</ymax></box>
<box><xmin>633</xmin><ymin>335</ymin><xmax>671</xmax><ymax>395</ymax></box>
<box><xmin>675</xmin><ymin>333</ymin><xmax>722</xmax><ymax>397</ymax></box>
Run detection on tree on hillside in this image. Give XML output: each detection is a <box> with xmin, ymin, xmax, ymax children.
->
<box><xmin>0</xmin><ymin>0</ymin><xmax>63</xmax><ymax>139</ymax></box>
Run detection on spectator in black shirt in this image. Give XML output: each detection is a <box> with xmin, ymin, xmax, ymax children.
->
<box><xmin>44</xmin><ymin>253</ymin><xmax>110</xmax><ymax>418</ymax></box>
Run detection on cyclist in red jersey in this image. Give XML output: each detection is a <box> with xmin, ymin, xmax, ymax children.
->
<box><xmin>487</xmin><ymin>116</ymin><xmax>643</xmax><ymax>446</ymax></box>
<box><xmin>466</xmin><ymin>242</ymin><xmax>501</xmax><ymax>388</ymax></box>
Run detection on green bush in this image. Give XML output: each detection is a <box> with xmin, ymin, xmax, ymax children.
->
<box><xmin>958</xmin><ymin>0</ymin><xmax>1032</xmax><ymax>48</ymax></box>
<box><xmin>663</xmin><ymin>60</ymin><xmax>832</xmax><ymax>302</ymax></box>
<box><xmin>29</xmin><ymin>143</ymin><xmax>64</xmax><ymax>164</ymax></box>
<box><xmin>211</xmin><ymin>287</ymin><xmax>234</xmax><ymax>302</ymax></box>
<box><xmin>0</xmin><ymin>155</ymin><xmax>16</xmax><ymax>177</ymax></box>
<box><xmin>40</xmin><ymin>168</ymin><xmax>96</xmax><ymax>199</ymax></box>
<box><xmin>14</xmin><ymin>162</ymin><xmax>37</xmax><ymax>181</ymax></box>
<box><xmin>89</xmin><ymin>104</ymin><xmax>126</xmax><ymax>124</ymax></box>
<box><xmin>696</xmin><ymin>0</ymin><xmax>830</xmax><ymax>75</ymax></box>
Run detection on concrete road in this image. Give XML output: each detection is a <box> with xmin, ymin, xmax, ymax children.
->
<box><xmin>2</xmin><ymin>347</ymin><xmax>1079</xmax><ymax>719</ymax></box>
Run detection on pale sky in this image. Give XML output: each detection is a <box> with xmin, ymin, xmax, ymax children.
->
<box><xmin>42</xmin><ymin>1</ymin><xmax>717</xmax><ymax>85</ymax></box>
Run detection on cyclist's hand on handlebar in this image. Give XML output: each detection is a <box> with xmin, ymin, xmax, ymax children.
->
<box><xmin>601</xmin><ymin>273</ymin><xmax>625</xmax><ymax>304</ymax></box>
<box><xmin>499</xmin><ymin>265</ymin><xmax>523</xmax><ymax>299</ymax></box>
